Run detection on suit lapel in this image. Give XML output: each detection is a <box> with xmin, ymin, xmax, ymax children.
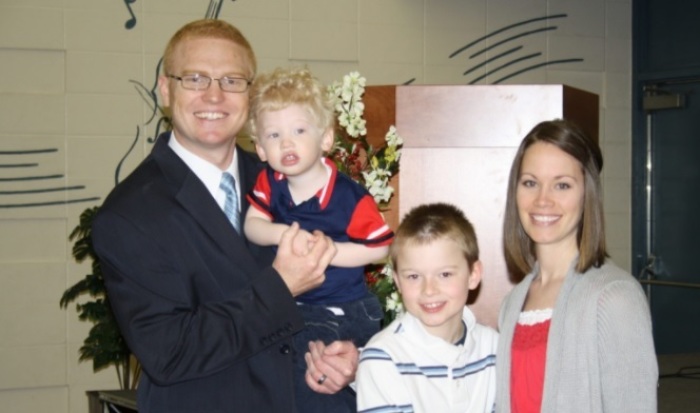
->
<box><xmin>152</xmin><ymin>133</ymin><xmax>262</xmax><ymax>281</ymax></box>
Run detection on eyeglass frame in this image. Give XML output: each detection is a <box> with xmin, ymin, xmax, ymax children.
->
<box><xmin>166</xmin><ymin>73</ymin><xmax>252</xmax><ymax>93</ymax></box>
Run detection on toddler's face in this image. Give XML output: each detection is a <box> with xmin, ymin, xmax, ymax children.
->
<box><xmin>254</xmin><ymin>104</ymin><xmax>333</xmax><ymax>178</ymax></box>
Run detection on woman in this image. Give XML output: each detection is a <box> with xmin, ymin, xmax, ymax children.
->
<box><xmin>496</xmin><ymin>120</ymin><xmax>657</xmax><ymax>412</ymax></box>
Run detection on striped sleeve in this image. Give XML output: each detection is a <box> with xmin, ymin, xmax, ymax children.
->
<box><xmin>245</xmin><ymin>169</ymin><xmax>273</xmax><ymax>219</ymax></box>
<box><xmin>357</xmin><ymin>347</ymin><xmax>415</xmax><ymax>413</ymax></box>
<box><xmin>347</xmin><ymin>195</ymin><xmax>394</xmax><ymax>247</ymax></box>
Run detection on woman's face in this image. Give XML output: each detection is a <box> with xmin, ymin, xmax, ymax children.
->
<box><xmin>516</xmin><ymin>141</ymin><xmax>585</xmax><ymax>254</ymax></box>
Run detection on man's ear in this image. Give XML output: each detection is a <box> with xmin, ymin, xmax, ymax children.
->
<box><xmin>468</xmin><ymin>260</ymin><xmax>483</xmax><ymax>290</ymax></box>
<box><xmin>321</xmin><ymin>128</ymin><xmax>334</xmax><ymax>152</ymax></box>
<box><xmin>254</xmin><ymin>143</ymin><xmax>268</xmax><ymax>162</ymax></box>
<box><xmin>158</xmin><ymin>75</ymin><xmax>171</xmax><ymax>107</ymax></box>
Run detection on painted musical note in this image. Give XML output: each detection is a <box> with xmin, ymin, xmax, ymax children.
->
<box><xmin>124</xmin><ymin>0</ymin><xmax>137</xmax><ymax>30</ymax></box>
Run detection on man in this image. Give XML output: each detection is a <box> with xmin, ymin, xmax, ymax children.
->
<box><xmin>92</xmin><ymin>19</ymin><xmax>351</xmax><ymax>412</ymax></box>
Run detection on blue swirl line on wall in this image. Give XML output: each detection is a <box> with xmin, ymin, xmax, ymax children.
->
<box><xmin>0</xmin><ymin>146</ymin><xmax>101</xmax><ymax>208</ymax></box>
<box><xmin>463</xmin><ymin>46</ymin><xmax>522</xmax><ymax>75</ymax></box>
<box><xmin>450</xmin><ymin>14</ymin><xmax>583</xmax><ymax>85</ymax></box>
<box><xmin>0</xmin><ymin>174</ymin><xmax>64</xmax><ymax>182</ymax></box>
<box><xmin>0</xmin><ymin>149</ymin><xmax>58</xmax><ymax>155</ymax></box>
<box><xmin>0</xmin><ymin>186</ymin><xmax>86</xmax><ymax>195</ymax></box>
<box><xmin>468</xmin><ymin>27</ymin><xmax>557</xmax><ymax>59</ymax></box>
<box><xmin>0</xmin><ymin>163</ymin><xmax>39</xmax><ymax>168</ymax></box>
<box><xmin>469</xmin><ymin>52</ymin><xmax>542</xmax><ymax>84</ymax></box>
<box><xmin>493</xmin><ymin>59</ymin><xmax>585</xmax><ymax>84</ymax></box>
<box><xmin>1</xmin><ymin>198</ymin><xmax>102</xmax><ymax>209</ymax></box>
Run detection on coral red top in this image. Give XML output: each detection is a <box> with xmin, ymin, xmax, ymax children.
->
<box><xmin>510</xmin><ymin>310</ymin><xmax>552</xmax><ymax>413</ymax></box>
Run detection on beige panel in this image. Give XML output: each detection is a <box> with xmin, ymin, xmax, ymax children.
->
<box><xmin>237</xmin><ymin>18</ymin><xmax>291</xmax><ymax>61</ymax></box>
<box><xmin>605</xmin><ymin>72</ymin><xmax>632</xmax><ymax>109</ymax></box>
<box><xmin>0</xmin><ymin>49</ymin><xmax>65</xmax><ymax>94</ymax></box>
<box><xmin>603</xmin><ymin>177</ymin><xmax>631</xmax><ymax>216</ymax></box>
<box><xmin>141</xmin><ymin>13</ymin><xmax>201</xmax><ymax>55</ymax></box>
<box><xmin>0</xmin><ymin>95</ymin><xmax>65</xmax><ymax>135</ymax></box>
<box><xmin>549</xmin><ymin>35</ymin><xmax>605</xmax><ymax>72</ymax></box>
<box><xmin>605</xmin><ymin>211</ymin><xmax>631</xmax><ymax>251</ymax></box>
<box><xmin>65</xmin><ymin>9</ymin><xmax>143</xmax><ymax>53</ymax></box>
<box><xmin>0</xmin><ymin>7</ymin><xmax>64</xmax><ymax>50</ymax></box>
<box><xmin>0</xmin><ymin>386</ymin><xmax>68</xmax><ymax>413</ymax></box>
<box><xmin>289</xmin><ymin>0</ymin><xmax>357</xmax><ymax>62</ymax></box>
<box><xmin>550</xmin><ymin>0</ymin><xmax>606</xmax><ymax>37</ymax></box>
<box><xmin>606</xmin><ymin>2</ymin><xmax>632</xmax><ymax>40</ymax></box>
<box><xmin>66</xmin><ymin>52</ymin><xmax>144</xmax><ymax>94</ymax></box>
<box><xmin>65</xmin><ymin>94</ymin><xmax>144</xmax><ymax>136</ymax></box>
<box><xmin>290</xmin><ymin>20</ymin><xmax>358</xmax><ymax>61</ymax></box>
<box><xmin>400</xmin><ymin>147</ymin><xmax>517</xmax><ymax>328</ymax></box>
<box><xmin>0</xmin><ymin>263</ymin><xmax>65</xmax><ymax>346</ymax></box>
<box><xmin>291</xmin><ymin>0</ymin><xmax>357</xmax><ymax>21</ymax></box>
<box><xmin>0</xmin><ymin>219</ymin><xmax>67</xmax><ymax>261</ymax></box>
<box><xmin>359</xmin><ymin>23</ymin><xmax>424</xmax><ymax>64</ymax></box>
<box><xmin>606</xmin><ymin>36</ymin><xmax>632</xmax><ymax>73</ymax></box>
<box><xmin>486</xmin><ymin>0</ymin><xmax>547</xmax><ymax>31</ymax></box>
<box><xmin>360</xmin><ymin>0</ymin><xmax>424</xmax><ymax>25</ymax></box>
<box><xmin>66</xmin><ymin>136</ymin><xmax>145</xmax><ymax>181</ymax></box>
<box><xmin>425</xmin><ymin>0</ymin><xmax>486</xmax><ymax>31</ymax></box>
<box><xmin>0</xmin><ymin>345</ymin><xmax>65</xmax><ymax>389</ymax></box>
<box><xmin>219</xmin><ymin>0</ymin><xmax>290</xmax><ymax>19</ymax></box>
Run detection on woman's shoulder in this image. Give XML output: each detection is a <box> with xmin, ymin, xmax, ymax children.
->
<box><xmin>579</xmin><ymin>261</ymin><xmax>638</xmax><ymax>285</ymax></box>
<box><xmin>574</xmin><ymin>261</ymin><xmax>647</xmax><ymax>301</ymax></box>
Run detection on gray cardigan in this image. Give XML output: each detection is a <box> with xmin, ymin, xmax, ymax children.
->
<box><xmin>496</xmin><ymin>261</ymin><xmax>658</xmax><ymax>413</ymax></box>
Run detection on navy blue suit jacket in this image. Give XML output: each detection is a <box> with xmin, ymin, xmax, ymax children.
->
<box><xmin>92</xmin><ymin>133</ymin><xmax>304</xmax><ymax>412</ymax></box>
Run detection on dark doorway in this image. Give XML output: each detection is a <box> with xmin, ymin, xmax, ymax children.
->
<box><xmin>639</xmin><ymin>80</ymin><xmax>700</xmax><ymax>354</ymax></box>
<box><xmin>634</xmin><ymin>0</ymin><xmax>700</xmax><ymax>355</ymax></box>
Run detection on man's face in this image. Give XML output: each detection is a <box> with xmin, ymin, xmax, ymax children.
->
<box><xmin>159</xmin><ymin>37</ymin><xmax>251</xmax><ymax>167</ymax></box>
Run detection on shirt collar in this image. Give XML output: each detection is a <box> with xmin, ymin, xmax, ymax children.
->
<box><xmin>273</xmin><ymin>157</ymin><xmax>337</xmax><ymax>209</ymax></box>
<box><xmin>167</xmin><ymin>132</ymin><xmax>240</xmax><ymax>203</ymax></box>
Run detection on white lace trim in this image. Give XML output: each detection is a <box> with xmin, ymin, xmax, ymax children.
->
<box><xmin>518</xmin><ymin>308</ymin><xmax>553</xmax><ymax>326</ymax></box>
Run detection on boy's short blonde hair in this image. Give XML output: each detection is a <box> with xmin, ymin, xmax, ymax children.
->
<box><xmin>247</xmin><ymin>67</ymin><xmax>335</xmax><ymax>141</ymax></box>
<box><xmin>390</xmin><ymin>203</ymin><xmax>480</xmax><ymax>271</ymax></box>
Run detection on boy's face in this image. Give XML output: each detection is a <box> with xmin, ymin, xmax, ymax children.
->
<box><xmin>254</xmin><ymin>104</ymin><xmax>333</xmax><ymax>178</ymax></box>
<box><xmin>393</xmin><ymin>237</ymin><xmax>482</xmax><ymax>343</ymax></box>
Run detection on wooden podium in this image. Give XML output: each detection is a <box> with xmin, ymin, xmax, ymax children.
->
<box><xmin>364</xmin><ymin>85</ymin><xmax>598</xmax><ymax>328</ymax></box>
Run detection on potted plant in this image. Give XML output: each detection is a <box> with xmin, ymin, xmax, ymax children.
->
<box><xmin>60</xmin><ymin>206</ymin><xmax>140</xmax><ymax>390</ymax></box>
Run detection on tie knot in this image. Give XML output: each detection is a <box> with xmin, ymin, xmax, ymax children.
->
<box><xmin>220</xmin><ymin>172</ymin><xmax>236</xmax><ymax>193</ymax></box>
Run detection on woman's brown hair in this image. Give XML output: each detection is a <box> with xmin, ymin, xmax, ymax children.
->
<box><xmin>503</xmin><ymin>119</ymin><xmax>608</xmax><ymax>279</ymax></box>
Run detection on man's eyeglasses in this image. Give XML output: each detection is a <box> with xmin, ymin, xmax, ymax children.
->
<box><xmin>167</xmin><ymin>74</ymin><xmax>251</xmax><ymax>93</ymax></box>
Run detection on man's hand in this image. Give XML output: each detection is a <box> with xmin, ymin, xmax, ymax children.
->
<box><xmin>273</xmin><ymin>222</ymin><xmax>336</xmax><ymax>296</ymax></box>
<box><xmin>304</xmin><ymin>340</ymin><xmax>359</xmax><ymax>394</ymax></box>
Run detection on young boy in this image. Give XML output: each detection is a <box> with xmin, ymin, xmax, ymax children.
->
<box><xmin>356</xmin><ymin>203</ymin><xmax>498</xmax><ymax>413</ymax></box>
<box><xmin>244</xmin><ymin>66</ymin><xmax>394</xmax><ymax>412</ymax></box>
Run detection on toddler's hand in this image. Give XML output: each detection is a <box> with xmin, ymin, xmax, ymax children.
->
<box><xmin>291</xmin><ymin>227</ymin><xmax>316</xmax><ymax>256</ymax></box>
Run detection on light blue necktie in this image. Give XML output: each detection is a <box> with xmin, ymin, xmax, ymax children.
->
<box><xmin>219</xmin><ymin>172</ymin><xmax>240</xmax><ymax>233</ymax></box>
